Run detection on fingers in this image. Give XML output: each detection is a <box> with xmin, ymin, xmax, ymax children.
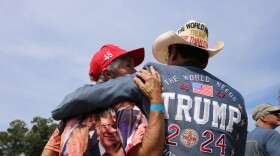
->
<box><xmin>136</xmin><ymin>66</ymin><xmax>158</xmax><ymax>80</ymax></box>
<box><xmin>150</xmin><ymin>66</ymin><xmax>161</xmax><ymax>83</ymax></box>
<box><xmin>137</xmin><ymin>69</ymin><xmax>150</xmax><ymax>80</ymax></box>
<box><xmin>133</xmin><ymin>77</ymin><xmax>144</xmax><ymax>88</ymax></box>
<box><xmin>133</xmin><ymin>76</ymin><xmax>149</xmax><ymax>98</ymax></box>
<box><xmin>133</xmin><ymin>65</ymin><xmax>162</xmax><ymax>102</ymax></box>
<box><xmin>150</xmin><ymin>66</ymin><xmax>156</xmax><ymax>76</ymax></box>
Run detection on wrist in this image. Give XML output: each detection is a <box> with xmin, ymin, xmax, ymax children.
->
<box><xmin>150</xmin><ymin>104</ymin><xmax>165</xmax><ymax>113</ymax></box>
<box><xmin>150</xmin><ymin>97</ymin><xmax>163</xmax><ymax>104</ymax></box>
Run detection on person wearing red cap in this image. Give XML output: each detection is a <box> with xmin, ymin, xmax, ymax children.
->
<box><xmin>89</xmin><ymin>44</ymin><xmax>144</xmax><ymax>82</ymax></box>
<box><xmin>42</xmin><ymin>44</ymin><xmax>164</xmax><ymax>156</ymax></box>
<box><xmin>50</xmin><ymin>20</ymin><xmax>248</xmax><ymax>155</ymax></box>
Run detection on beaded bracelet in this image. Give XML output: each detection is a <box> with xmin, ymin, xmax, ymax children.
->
<box><xmin>150</xmin><ymin>104</ymin><xmax>165</xmax><ymax>113</ymax></box>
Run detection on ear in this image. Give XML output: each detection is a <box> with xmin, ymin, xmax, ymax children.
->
<box><xmin>102</xmin><ymin>68</ymin><xmax>113</xmax><ymax>81</ymax></box>
<box><xmin>96</xmin><ymin>122</ymin><xmax>101</xmax><ymax>135</ymax></box>
<box><xmin>201</xmin><ymin>59</ymin><xmax>208</xmax><ymax>69</ymax></box>
<box><xmin>170</xmin><ymin>45</ymin><xmax>177</xmax><ymax>56</ymax></box>
<box><xmin>260</xmin><ymin>116</ymin><xmax>268</xmax><ymax>122</ymax></box>
<box><xmin>168</xmin><ymin>45</ymin><xmax>177</xmax><ymax>64</ymax></box>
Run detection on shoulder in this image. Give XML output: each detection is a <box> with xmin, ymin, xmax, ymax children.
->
<box><xmin>252</xmin><ymin>127</ymin><xmax>280</xmax><ymax>138</ymax></box>
<box><xmin>265</xmin><ymin>128</ymin><xmax>280</xmax><ymax>138</ymax></box>
<box><xmin>143</xmin><ymin>62</ymin><xmax>166</xmax><ymax>70</ymax></box>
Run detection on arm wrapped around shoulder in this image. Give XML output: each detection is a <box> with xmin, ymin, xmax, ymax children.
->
<box><xmin>52</xmin><ymin>74</ymin><xmax>146</xmax><ymax>120</ymax></box>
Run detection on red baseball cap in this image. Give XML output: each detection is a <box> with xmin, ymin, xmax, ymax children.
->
<box><xmin>89</xmin><ymin>44</ymin><xmax>145</xmax><ymax>81</ymax></box>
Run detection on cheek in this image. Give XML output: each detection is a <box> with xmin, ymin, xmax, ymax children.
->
<box><xmin>126</xmin><ymin>69</ymin><xmax>136</xmax><ymax>75</ymax></box>
<box><xmin>118</xmin><ymin>69</ymin><xmax>132</xmax><ymax>76</ymax></box>
<box><xmin>114</xmin><ymin>67</ymin><xmax>136</xmax><ymax>78</ymax></box>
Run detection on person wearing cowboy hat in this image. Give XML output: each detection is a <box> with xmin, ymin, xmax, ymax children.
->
<box><xmin>138</xmin><ymin>19</ymin><xmax>247</xmax><ymax>156</ymax></box>
<box><xmin>245</xmin><ymin>103</ymin><xmax>280</xmax><ymax>156</ymax></box>
<box><xmin>50</xmin><ymin>20</ymin><xmax>248</xmax><ymax>155</ymax></box>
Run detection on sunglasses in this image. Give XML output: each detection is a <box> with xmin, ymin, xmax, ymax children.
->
<box><xmin>269</xmin><ymin>112</ymin><xmax>280</xmax><ymax>117</ymax></box>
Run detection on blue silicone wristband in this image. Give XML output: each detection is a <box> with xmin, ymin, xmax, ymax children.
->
<box><xmin>150</xmin><ymin>104</ymin><xmax>165</xmax><ymax>113</ymax></box>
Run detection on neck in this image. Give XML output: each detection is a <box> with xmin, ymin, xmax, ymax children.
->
<box><xmin>257</xmin><ymin>122</ymin><xmax>276</xmax><ymax>129</ymax></box>
<box><xmin>104</xmin><ymin>143</ymin><xmax>123</xmax><ymax>156</ymax></box>
<box><xmin>169</xmin><ymin>58</ymin><xmax>202</xmax><ymax>68</ymax></box>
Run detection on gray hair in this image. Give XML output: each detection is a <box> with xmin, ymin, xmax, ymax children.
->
<box><xmin>255</xmin><ymin>112</ymin><xmax>269</xmax><ymax>127</ymax></box>
<box><xmin>89</xmin><ymin>55</ymin><xmax>126</xmax><ymax>82</ymax></box>
<box><xmin>255</xmin><ymin>118</ymin><xmax>261</xmax><ymax>127</ymax></box>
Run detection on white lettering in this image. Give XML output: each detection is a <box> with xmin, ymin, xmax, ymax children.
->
<box><xmin>183</xmin><ymin>74</ymin><xmax>210</xmax><ymax>82</ymax></box>
<box><xmin>163</xmin><ymin>76</ymin><xmax>179</xmax><ymax>85</ymax></box>
<box><xmin>175</xmin><ymin>94</ymin><xmax>192</xmax><ymax>122</ymax></box>
<box><xmin>194</xmin><ymin>97</ymin><xmax>210</xmax><ymax>124</ymax></box>
<box><xmin>212</xmin><ymin>101</ymin><xmax>227</xmax><ymax>130</ymax></box>
<box><xmin>216</xmin><ymin>81</ymin><xmax>237</xmax><ymax>101</ymax></box>
<box><xmin>162</xmin><ymin>149</ymin><xmax>176</xmax><ymax>156</ymax></box>
<box><xmin>162</xmin><ymin>92</ymin><xmax>175</xmax><ymax>119</ymax></box>
<box><xmin>226</xmin><ymin>106</ymin><xmax>241</xmax><ymax>132</ymax></box>
<box><xmin>104</xmin><ymin>51</ymin><xmax>113</xmax><ymax>60</ymax></box>
<box><xmin>161</xmin><ymin>92</ymin><xmax>241</xmax><ymax>133</ymax></box>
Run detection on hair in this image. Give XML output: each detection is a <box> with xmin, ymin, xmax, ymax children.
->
<box><xmin>169</xmin><ymin>44</ymin><xmax>209</xmax><ymax>68</ymax></box>
<box><xmin>89</xmin><ymin>55</ymin><xmax>126</xmax><ymax>82</ymax></box>
<box><xmin>255</xmin><ymin>112</ymin><xmax>270</xmax><ymax>127</ymax></box>
<box><xmin>97</xmin><ymin>107</ymin><xmax>116</xmax><ymax>122</ymax></box>
<box><xmin>255</xmin><ymin>118</ymin><xmax>261</xmax><ymax>127</ymax></box>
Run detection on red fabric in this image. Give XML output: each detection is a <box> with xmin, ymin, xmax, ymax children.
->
<box><xmin>89</xmin><ymin>44</ymin><xmax>144</xmax><ymax>81</ymax></box>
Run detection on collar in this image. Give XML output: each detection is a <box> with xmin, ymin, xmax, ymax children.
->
<box><xmin>179</xmin><ymin>61</ymin><xmax>202</xmax><ymax>68</ymax></box>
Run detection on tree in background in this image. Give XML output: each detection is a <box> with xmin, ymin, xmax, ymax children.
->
<box><xmin>0</xmin><ymin>120</ymin><xmax>28</xmax><ymax>156</ymax></box>
<box><xmin>0</xmin><ymin>117</ymin><xmax>57</xmax><ymax>156</ymax></box>
<box><xmin>24</xmin><ymin>117</ymin><xmax>57</xmax><ymax>156</ymax></box>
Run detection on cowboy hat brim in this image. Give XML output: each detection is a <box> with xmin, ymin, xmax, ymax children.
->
<box><xmin>152</xmin><ymin>31</ymin><xmax>225</xmax><ymax>64</ymax></box>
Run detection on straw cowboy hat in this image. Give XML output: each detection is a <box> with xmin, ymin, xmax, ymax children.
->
<box><xmin>152</xmin><ymin>20</ymin><xmax>224</xmax><ymax>64</ymax></box>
